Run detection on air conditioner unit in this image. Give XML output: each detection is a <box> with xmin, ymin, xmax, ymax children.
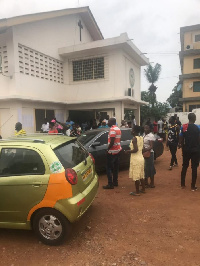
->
<box><xmin>186</xmin><ymin>44</ymin><xmax>193</xmax><ymax>50</ymax></box>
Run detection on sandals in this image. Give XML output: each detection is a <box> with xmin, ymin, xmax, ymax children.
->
<box><xmin>129</xmin><ymin>192</ymin><xmax>141</xmax><ymax>196</ymax></box>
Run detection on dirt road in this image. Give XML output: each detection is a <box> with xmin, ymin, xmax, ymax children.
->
<box><xmin>1</xmin><ymin>149</ymin><xmax>200</xmax><ymax>266</ymax></box>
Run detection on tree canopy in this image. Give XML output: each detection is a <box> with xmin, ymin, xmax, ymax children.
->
<box><xmin>167</xmin><ymin>84</ymin><xmax>182</xmax><ymax>108</ymax></box>
<box><xmin>141</xmin><ymin>91</ymin><xmax>170</xmax><ymax>125</ymax></box>
<box><xmin>144</xmin><ymin>63</ymin><xmax>161</xmax><ymax>107</ymax></box>
<box><xmin>144</xmin><ymin>63</ymin><xmax>162</xmax><ymax>84</ymax></box>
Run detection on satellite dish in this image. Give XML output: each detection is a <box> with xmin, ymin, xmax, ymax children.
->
<box><xmin>177</xmin><ymin>84</ymin><xmax>182</xmax><ymax>91</ymax></box>
<box><xmin>189</xmin><ymin>83</ymin><xmax>193</xmax><ymax>89</ymax></box>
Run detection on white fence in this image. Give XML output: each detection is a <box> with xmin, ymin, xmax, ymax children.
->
<box><xmin>166</xmin><ymin>108</ymin><xmax>200</xmax><ymax>125</ymax></box>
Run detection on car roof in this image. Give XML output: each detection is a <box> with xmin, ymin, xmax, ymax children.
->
<box><xmin>0</xmin><ymin>134</ymin><xmax>76</xmax><ymax>149</ymax></box>
<box><xmin>83</xmin><ymin>128</ymin><xmax>131</xmax><ymax>133</ymax></box>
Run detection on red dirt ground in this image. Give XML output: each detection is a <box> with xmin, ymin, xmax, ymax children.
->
<box><xmin>1</xmin><ymin>148</ymin><xmax>200</xmax><ymax>266</ymax></box>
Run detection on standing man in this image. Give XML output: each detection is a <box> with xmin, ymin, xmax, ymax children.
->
<box><xmin>103</xmin><ymin>118</ymin><xmax>122</xmax><ymax>189</ymax></box>
<box><xmin>131</xmin><ymin>115</ymin><xmax>136</xmax><ymax>128</ymax></box>
<box><xmin>179</xmin><ymin>113</ymin><xmax>200</xmax><ymax>191</ymax></box>
<box><xmin>157</xmin><ymin>118</ymin><xmax>164</xmax><ymax>138</ymax></box>
<box><xmin>166</xmin><ymin>116</ymin><xmax>180</xmax><ymax>170</ymax></box>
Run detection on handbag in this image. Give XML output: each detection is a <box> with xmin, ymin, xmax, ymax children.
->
<box><xmin>143</xmin><ymin>150</ymin><xmax>151</xmax><ymax>158</ymax></box>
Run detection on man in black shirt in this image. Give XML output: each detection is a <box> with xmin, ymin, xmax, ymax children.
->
<box><xmin>167</xmin><ymin>116</ymin><xmax>180</xmax><ymax>170</ymax></box>
<box><xmin>179</xmin><ymin>113</ymin><xmax>200</xmax><ymax>191</ymax></box>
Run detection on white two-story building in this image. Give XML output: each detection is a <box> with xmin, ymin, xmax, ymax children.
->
<box><xmin>0</xmin><ymin>6</ymin><xmax>148</xmax><ymax>137</ymax></box>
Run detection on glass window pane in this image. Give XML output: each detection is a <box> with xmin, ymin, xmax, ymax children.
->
<box><xmin>195</xmin><ymin>34</ymin><xmax>200</xmax><ymax>42</ymax></box>
<box><xmin>194</xmin><ymin>58</ymin><xmax>200</xmax><ymax>69</ymax></box>
<box><xmin>96</xmin><ymin>132</ymin><xmax>108</xmax><ymax>145</ymax></box>
<box><xmin>0</xmin><ymin>148</ymin><xmax>45</xmax><ymax>176</ymax></box>
<box><xmin>121</xmin><ymin>129</ymin><xmax>132</xmax><ymax>141</ymax></box>
<box><xmin>54</xmin><ymin>140</ymin><xmax>88</xmax><ymax>168</ymax></box>
<box><xmin>193</xmin><ymin>81</ymin><xmax>200</xmax><ymax>92</ymax></box>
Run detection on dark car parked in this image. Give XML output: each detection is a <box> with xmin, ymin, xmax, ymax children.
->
<box><xmin>78</xmin><ymin>128</ymin><xmax>164</xmax><ymax>172</ymax></box>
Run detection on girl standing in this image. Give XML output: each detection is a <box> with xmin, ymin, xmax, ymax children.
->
<box><xmin>125</xmin><ymin>125</ymin><xmax>145</xmax><ymax>196</ymax></box>
<box><xmin>143</xmin><ymin>125</ymin><xmax>156</xmax><ymax>188</ymax></box>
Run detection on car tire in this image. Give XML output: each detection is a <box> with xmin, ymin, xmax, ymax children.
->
<box><xmin>33</xmin><ymin>208</ymin><xmax>71</xmax><ymax>246</ymax></box>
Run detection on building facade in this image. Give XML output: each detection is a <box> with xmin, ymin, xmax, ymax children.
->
<box><xmin>179</xmin><ymin>24</ymin><xmax>200</xmax><ymax>112</ymax></box>
<box><xmin>0</xmin><ymin>7</ymin><xmax>148</xmax><ymax>137</ymax></box>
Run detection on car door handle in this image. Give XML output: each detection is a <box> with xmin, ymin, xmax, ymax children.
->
<box><xmin>32</xmin><ymin>181</ymin><xmax>42</xmax><ymax>187</ymax></box>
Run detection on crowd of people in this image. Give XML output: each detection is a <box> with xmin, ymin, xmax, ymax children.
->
<box><xmin>12</xmin><ymin>112</ymin><xmax>200</xmax><ymax>194</ymax></box>
<box><xmin>40</xmin><ymin>115</ymin><xmax>112</xmax><ymax>136</ymax></box>
<box><xmin>103</xmin><ymin>114</ymin><xmax>200</xmax><ymax>195</ymax></box>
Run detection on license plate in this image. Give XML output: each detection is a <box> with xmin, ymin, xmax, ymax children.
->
<box><xmin>82</xmin><ymin>168</ymin><xmax>92</xmax><ymax>181</ymax></box>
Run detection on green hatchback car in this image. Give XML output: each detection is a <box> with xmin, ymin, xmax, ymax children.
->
<box><xmin>0</xmin><ymin>134</ymin><xmax>98</xmax><ymax>245</ymax></box>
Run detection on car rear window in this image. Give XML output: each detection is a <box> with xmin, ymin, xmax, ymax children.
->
<box><xmin>121</xmin><ymin>129</ymin><xmax>132</xmax><ymax>141</ymax></box>
<box><xmin>78</xmin><ymin>131</ymin><xmax>100</xmax><ymax>145</ymax></box>
<box><xmin>54</xmin><ymin>140</ymin><xmax>88</xmax><ymax>168</ymax></box>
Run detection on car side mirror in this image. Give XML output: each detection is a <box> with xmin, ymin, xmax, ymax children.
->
<box><xmin>92</xmin><ymin>142</ymin><xmax>101</xmax><ymax>147</ymax></box>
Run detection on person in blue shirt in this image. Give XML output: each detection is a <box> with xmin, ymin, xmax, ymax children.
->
<box><xmin>65</xmin><ymin>117</ymin><xmax>74</xmax><ymax>130</ymax></box>
<box><xmin>99</xmin><ymin>120</ymin><xmax>109</xmax><ymax>128</ymax></box>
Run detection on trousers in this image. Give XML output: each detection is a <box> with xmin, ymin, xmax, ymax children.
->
<box><xmin>106</xmin><ymin>153</ymin><xmax>120</xmax><ymax>186</ymax></box>
<box><xmin>181</xmin><ymin>150</ymin><xmax>199</xmax><ymax>188</ymax></box>
<box><xmin>169</xmin><ymin>144</ymin><xmax>178</xmax><ymax>166</ymax></box>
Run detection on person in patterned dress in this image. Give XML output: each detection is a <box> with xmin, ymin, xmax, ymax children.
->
<box><xmin>125</xmin><ymin>125</ymin><xmax>145</xmax><ymax>196</ymax></box>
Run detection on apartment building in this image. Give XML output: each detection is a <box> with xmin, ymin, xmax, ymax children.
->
<box><xmin>179</xmin><ymin>24</ymin><xmax>200</xmax><ymax>112</ymax></box>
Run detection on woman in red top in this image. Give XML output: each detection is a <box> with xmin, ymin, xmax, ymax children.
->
<box><xmin>48</xmin><ymin>121</ymin><xmax>58</xmax><ymax>134</ymax></box>
<box><xmin>153</xmin><ymin>119</ymin><xmax>158</xmax><ymax>134</ymax></box>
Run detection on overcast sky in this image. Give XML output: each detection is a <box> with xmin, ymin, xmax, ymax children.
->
<box><xmin>1</xmin><ymin>0</ymin><xmax>200</xmax><ymax>103</ymax></box>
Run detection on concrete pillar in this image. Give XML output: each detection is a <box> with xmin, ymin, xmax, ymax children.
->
<box><xmin>114</xmin><ymin>101</ymin><xmax>124</xmax><ymax>126</ymax></box>
<box><xmin>134</xmin><ymin>104</ymin><xmax>140</xmax><ymax>125</ymax></box>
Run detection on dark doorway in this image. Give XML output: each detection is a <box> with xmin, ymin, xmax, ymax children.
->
<box><xmin>69</xmin><ymin>110</ymin><xmax>95</xmax><ymax>125</ymax></box>
<box><xmin>35</xmin><ymin>109</ymin><xmax>55</xmax><ymax>131</ymax></box>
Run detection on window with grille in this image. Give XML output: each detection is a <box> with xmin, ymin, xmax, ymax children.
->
<box><xmin>194</xmin><ymin>58</ymin><xmax>200</xmax><ymax>69</ymax></box>
<box><xmin>18</xmin><ymin>44</ymin><xmax>64</xmax><ymax>84</ymax></box>
<box><xmin>0</xmin><ymin>46</ymin><xmax>8</xmax><ymax>74</ymax></box>
<box><xmin>193</xmin><ymin>81</ymin><xmax>200</xmax><ymax>92</ymax></box>
<box><xmin>72</xmin><ymin>57</ymin><xmax>104</xmax><ymax>82</ymax></box>
<box><xmin>195</xmin><ymin>34</ymin><xmax>200</xmax><ymax>42</ymax></box>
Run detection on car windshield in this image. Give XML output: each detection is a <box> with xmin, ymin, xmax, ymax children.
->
<box><xmin>78</xmin><ymin>131</ymin><xmax>100</xmax><ymax>145</ymax></box>
<box><xmin>54</xmin><ymin>139</ymin><xmax>88</xmax><ymax>168</ymax></box>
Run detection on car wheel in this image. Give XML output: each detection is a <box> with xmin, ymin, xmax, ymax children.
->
<box><xmin>33</xmin><ymin>208</ymin><xmax>71</xmax><ymax>246</ymax></box>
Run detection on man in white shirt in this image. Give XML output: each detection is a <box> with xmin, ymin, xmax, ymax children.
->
<box><xmin>157</xmin><ymin>118</ymin><xmax>164</xmax><ymax>137</ymax></box>
<box><xmin>41</xmin><ymin>118</ymin><xmax>49</xmax><ymax>133</ymax></box>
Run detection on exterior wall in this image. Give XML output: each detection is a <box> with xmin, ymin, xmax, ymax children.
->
<box><xmin>183</xmin><ymin>78</ymin><xmax>200</xmax><ymax>98</ymax></box>
<box><xmin>124</xmin><ymin>53</ymin><xmax>141</xmax><ymax>101</ymax></box>
<box><xmin>14</xmin><ymin>73</ymin><xmax>66</xmax><ymax>103</ymax></box>
<box><xmin>0</xmin><ymin>100</ymin><xmax>67</xmax><ymax>138</ymax></box>
<box><xmin>184</xmin><ymin>31</ymin><xmax>200</xmax><ymax>50</ymax></box>
<box><xmin>13</xmin><ymin>15</ymin><xmax>93</xmax><ymax>60</ymax></box>
<box><xmin>183</xmin><ymin>101</ymin><xmax>200</xmax><ymax>112</ymax></box>
<box><xmin>166</xmin><ymin>109</ymin><xmax>200</xmax><ymax>125</ymax></box>
<box><xmin>65</xmin><ymin>49</ymin><xmax>141</xmax><ymax>102</ymax></box>
<box><xmin>65</xmin><ymin>49</ymin><xmax>119</xmax><ymax>101</ymax></box>
<box><xmin>181</xmin><ymin>29</ymin><xmax>200</xmax><ymax>110</ymax></box>
<box><xmin>183</xmin><ymin>55</ymin><xmax>200</xmax><ymax>74</ymax></box>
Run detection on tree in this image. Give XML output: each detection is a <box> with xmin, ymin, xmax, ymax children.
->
<box><xmin>140</xmin><ymin>91</ymin><xmax>170</xmax><ymax>125</ymax></box>
<box><xmin>167</xmin><ymin>84</ymin><xmax>182</xmax><ymax>109</ymax></box>
<box><xmin>144</xmin><ymin>63</ymin><xmax>161</xmax><ymax>107</ymax></box>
